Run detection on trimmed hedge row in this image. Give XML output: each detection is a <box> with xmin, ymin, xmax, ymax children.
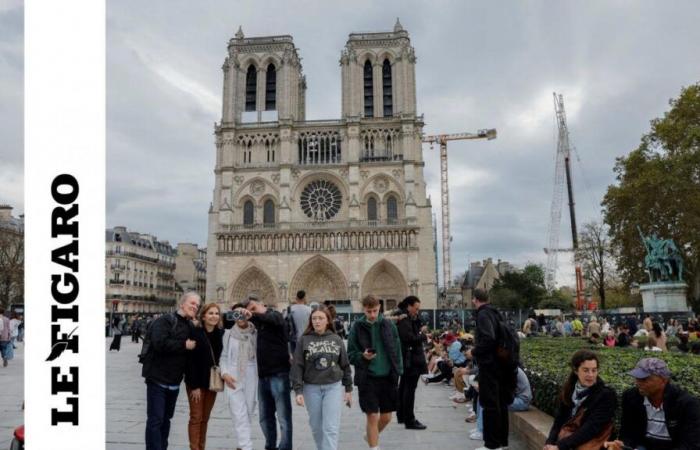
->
<box><xmin>520</xmin><ymin>337</ymin><xmax>700</xmax><ymax>418</ymax></box>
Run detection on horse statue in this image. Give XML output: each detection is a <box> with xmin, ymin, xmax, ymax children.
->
<box><xmin>638</xmin><ymin>226</ymin><xmax>684</xmax><ymax>283</ymax></box>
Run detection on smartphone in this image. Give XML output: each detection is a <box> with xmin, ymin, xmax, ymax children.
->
<box><xmin>366</xmin><ymin>348</ymin><xmax>376</xmax><ymax>354</ymax></box>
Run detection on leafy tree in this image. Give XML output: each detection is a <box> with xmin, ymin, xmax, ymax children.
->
<box><xmin>490</xmin><ymin>286</ymin><xmax>524</xmax><ymax>310</ymax></box>
<box><xmin>0</xmin><ymin>229</ymin><xmax>24</xmax><ymax>309</ymax></box>
<box><xmin>491</xmin><ymin>263</ymin><xmax>546</xmax><ymax>309</ymax></box>
<box><xmin>602</xmin><ymin>83</ymin><xmax>700</xmax><ymax>309</ymax></box>
<box><xmin>538</xmin><ymin>288</ymin><xmax>574</xmax><ymax>311</ymax></box>
<box><xmin>576</xmin><ymin>221</ymin><xmax>617</xmax><ymax>309</ymax></box>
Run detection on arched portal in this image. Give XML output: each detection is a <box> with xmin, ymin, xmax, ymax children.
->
<box><xmin>230</xmin><ymin>266</ymin><xmax>277</xmax><ymax>307</ymax></box>
<box><xmin>361</xmin><ymin>260</ymin><xmax>408</xmax><ymax>311</ymax></box>
<box><xmin>289</xmin><ymin>255</ymin><xmax>349</xmax><ymax>304</ymax></box>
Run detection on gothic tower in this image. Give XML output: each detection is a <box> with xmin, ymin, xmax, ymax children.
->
<box><xmin>207</xmin><ymin>21</ymin><xmax>437</xmax><ymax>311</ymax></box>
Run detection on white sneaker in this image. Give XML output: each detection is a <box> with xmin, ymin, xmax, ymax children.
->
<box><xmin>448</xmin><ymin>392</ymin><xmax>463</xmax><ymax>400</ymax></box>
<box><xmin>469</xmin><ymin>430</ymin><xmax>483</xmax><ymax>440</ymax></box>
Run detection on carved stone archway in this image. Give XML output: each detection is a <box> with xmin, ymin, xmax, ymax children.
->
<box><xmin>361</xmin><ymin>260</ymin><xmax>408</xmax><ymax>310</ymax></box>
<box><xmin>230</xmin><ymin>266</ymin><xmax>277</xmax><ymax>307</ymax></box>
<box><xmin>289</xmin><ymin>255</ymin><xmax>349</xmax><ymax>303</ymax></box>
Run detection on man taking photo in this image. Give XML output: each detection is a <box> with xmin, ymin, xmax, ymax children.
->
<box><xmin>348</xmin><ymin>294</ymin><xmax>403</xmax><ymax>450</ymax></box>
<box><xmin>142</xmin><ymin>292</ymin><xmax>200</xmax><ymax>450</ymax></box>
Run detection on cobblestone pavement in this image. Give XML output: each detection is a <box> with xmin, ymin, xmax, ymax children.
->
<box><xmin>107</xmin><ymin>338</ymin><xmax>525</xmax><ymax>449</ymax></box>
<box><xmin>0</xmin><ymin>341</ymin><xmax>23</xmax><ymax>448</ymax></box>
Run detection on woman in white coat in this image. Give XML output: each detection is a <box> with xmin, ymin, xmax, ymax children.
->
<box><xmin>220</xmin><ymin>304</ymin><xmax>258</xmax><ymax>450</ymax></box>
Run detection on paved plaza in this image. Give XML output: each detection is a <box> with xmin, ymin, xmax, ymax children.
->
<box><xmin>0</xmin><ymin>342</ymin><xmax>23</xmax><ymax>448</ymax></box>
<box><xmin>107</xmin><ymin>338</ymin><xmax>526</xmax><ymax>450</ymax></box>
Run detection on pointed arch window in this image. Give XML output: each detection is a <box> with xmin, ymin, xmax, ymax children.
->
<box><xmin>263</xmin><ymin>199</ymin><xmax>275</xmax><ymax>226</ymax></box>
<box><xmin>245</xmin><ymin>65</ymin><xmax>257</xmax><ymax>112</ymax></box>
<box><xmin>367</xmin><ymin>197</ymin><xmax>378</xmax><ymax>222</ymax></box>
<box><xmin>243</xmin><ymin>200</ymin><xmax>254</xmax><ymax>226</ymax></box>
<box><xmin>382</xmin><ymin>59</ymin><xmax>393</xmax><ymax>117</ymax></box>
<box><xmin>387</xmin><ymin>195</ymin><xmax>398</xmax><ymax>223</ymax></box>
<box><xmin>265</xmin><ymin>64</ymin><xmax>276</xmax><ymax>110</ymax></box>
<box><xmin>363</xmin><ymin>60</ymin><xmax>374</xmax><ymax>117</ymax></box>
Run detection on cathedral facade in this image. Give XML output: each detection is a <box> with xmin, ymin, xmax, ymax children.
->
<box><xmin>206</xmin><ymin>21</ymin><xmax>438</xmax><ymax>312</ymax></box>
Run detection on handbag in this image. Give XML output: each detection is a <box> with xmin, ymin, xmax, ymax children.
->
<box><xmin>557</xmin><ymin>407</ymin><xmax>613</xmax><ymax>450</ymax></box>
<box><xmin>204</xmin><ymin>332</ymin><xmax>224</xmax><ymax>393</ymax></box>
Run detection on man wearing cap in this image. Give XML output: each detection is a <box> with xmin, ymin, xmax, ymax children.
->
<box><xmin>240</xmin><ymin>294</ymin><xmax>293</xmax><ymax>450</ymax></box>
<box><xmin>604</xmin><ymin>357</ymin><xmax>700</xmax><ymax>450</ymax></box>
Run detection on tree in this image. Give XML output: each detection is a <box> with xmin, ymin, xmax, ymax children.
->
<box><xmin>538</xmin><ymin>288</ymin><xmax>574</xmax><ymax>311</ymax></box>
<box><xmin>491</xmin><ymin>263</ymin><xmax>546</xmax><ymax>310</ymax></box>
<box><xmin>576</xmin><ymin>221</ymin><xmax>617</xmax><ymax>309</ymax></box>
<box><xmin>602</xmin><ymin>83</ymin><xmax>700</xmax><ymax>309</ymax></box>
<box><xmin>0</xmin><ymin>229</ymin><xmax>24</xmax><ymax>309</ymax></box>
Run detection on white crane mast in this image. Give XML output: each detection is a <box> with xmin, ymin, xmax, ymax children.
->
<box><xmin>422</xmin><ymin>128</ymin><xmax>497</xmax><ymax>289</ymax></box>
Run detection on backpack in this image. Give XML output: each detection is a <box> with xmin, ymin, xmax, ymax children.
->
<box><xmin>285</xmin><ymin>306</ymin><xmax>298</xmax><ymax>345</ymax></box>
<box><xmin>495</xmin><ymin>311</ymin><xmax>520</xmax><ymax>369</ymax></box>
<box><xmin>138</xmin><ymin>313</ymin><xmax>178</xmax><ymax>364</ymax></box>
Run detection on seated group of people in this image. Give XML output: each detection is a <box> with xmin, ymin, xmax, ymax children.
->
<box><xmin>419</xmin><ymin>330</ymin><xmax>532</xmax><ymax>444</ymax></box>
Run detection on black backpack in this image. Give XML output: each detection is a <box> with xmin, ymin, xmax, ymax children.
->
<box><xmin>496</xmin><ymin>313</ymin><xmax>520</xmax><ymax>369</ymax></box>
<box><xmin>138</xmin><ymin>313</ymin><xmax>178</xmax><ymax>364</ymax></box>
<box><xmin>285</xmin><ymin>306</ymin><xmax>298</xmax><ymax>345</ymax></box>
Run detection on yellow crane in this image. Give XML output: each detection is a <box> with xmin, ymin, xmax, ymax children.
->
<box><xmin>422</xmin><ymin>129</ymin><xmax>497</xmax><ymax>290</ymax></box>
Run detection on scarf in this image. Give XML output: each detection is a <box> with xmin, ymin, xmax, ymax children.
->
<box><xmin>231</xmin><ymin>323</ymin><xmax>256</xmax><ymax>382</ymax></box>
<box><xmin>571</xmin><ymin>381</ymin><xmax>593</xmax><ymax>417</ymax></box>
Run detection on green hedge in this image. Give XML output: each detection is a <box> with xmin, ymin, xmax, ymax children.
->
<box><xmin>520</xmin><ymin>337</ymin><xmax>700</xmax><ymax>418</ymax></box>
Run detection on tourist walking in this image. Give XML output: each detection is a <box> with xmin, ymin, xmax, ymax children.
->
<box><xmin>109</xmin><ymin>315</ymin><xmax>124</xmax><ymax>351</ymax></box>
<box><xmin>472</xmin><ymin>288</ymin><xmax>518</xmax><ymax>450</ymax></box>
<box><xmin>185</xmin><ymin>303</ymin><xmax>224</xmax><ymax>450</ymax></box>
<box><xmin>604</xmin><ymin>357</ymin><xmax>700</xmax><ymax>449</ymax></box>
<box><xmin>0</xmin><ymin>307</ymin><xmax>12</xmax><ymax>367</ymax></box>
<box><xmin>220</xmin><ymin>304</ymin><xmax>258</xmax><ymax>450</ymax></box>
<box><xmin>241</xmin><ymin>294</ymin><xmax>293</xmax><ymax>450</ymax></box>
<box><xmin>142</xmin><ymin>292</ymin><xmax>200</xmax><ymax>450</ymax></box>
<box><xmin>347</xmin><ymin>294</ymin><xmax>403</xmax><ymax>450</ymax></box>
<box><xmin>395</xmin><ymin>296</ymin><xmax>428</xmax><ymax>430</ymax></box>
<box><xmin>287</xmin><ymin>290</ymin><xmax>312</xmax><ymax>354</ymax></box>
<box><xmin>9</xmin><ymin>312</ymin><xmax>20</xmax><ymax>349</ymax></box>
<box><xmin>545</xmin><ymin>350</ymin><xmax>616</xmax><ymax>449</ymax></box>
<box><xmin>291</xmin><ymin>306</ymin><xmax>352</xmax><ymax>450</ymax></box>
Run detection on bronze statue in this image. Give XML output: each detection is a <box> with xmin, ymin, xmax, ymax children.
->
<box><xmin>638</xmin><ymin>226</ymin><xmax>684</xmax><ymax>283</ymax></box>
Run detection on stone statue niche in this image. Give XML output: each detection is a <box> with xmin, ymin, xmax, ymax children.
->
<box><xmin>637</xmin><ymin>226</ymin><xmax>688</xmax><ymax>313</ymax></box>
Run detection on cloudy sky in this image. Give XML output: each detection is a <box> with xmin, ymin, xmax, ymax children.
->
<box><xmin>3</xmin><ymin>1</ymin><xmax>699</xmax><ymax>287</ymax></box>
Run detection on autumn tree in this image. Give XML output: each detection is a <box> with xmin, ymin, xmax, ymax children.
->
<box><xmin>575</xmin><ymin>221</ymin><xmax>618</xmax><ymax>309</ymax></box>
<box><xmin>602</xmin><ymin>83</ymin><xmax>700</xmax><ymax>309</ymax></box>
<box><xmin>0</xmin><ymin>228</ymin><xmax>24</xmax><ymax>309</ymax></box>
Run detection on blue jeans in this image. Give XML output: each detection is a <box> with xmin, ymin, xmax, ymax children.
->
<box><xmin>258</xmin><ymin>372</ymin><xmax>293</xmax><ymax>450</ymax></box>
<box><xmin>303</xmin><ymin>382</ymin><xmax>343</xmax><ymax>450</ymax></box>
<box><xmin>0</xmin><ymin>341</ymin><xmax>12</xmax><ymax>360</ymax></box>
<box><xmin>508</xmin><ymin>396</ymin><xmax>530</xmax><ymax>412</ymax></box>
<box><xmin>145</xmin><ymin>382</ymin><xmax>180</xmax><ymax>450</ymax></box>
<box><xmin>477</xmin><ymin>399</ymin><xmax>483</xmax><ymax>432</ymax></box>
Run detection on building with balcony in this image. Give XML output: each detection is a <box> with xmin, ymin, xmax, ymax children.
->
<box><xmin>105</xmin><ymin>226</ymin><xmax>177</xmax><ymax>314</ymax></box>
<box><xmin>206</xmin><ymin>20</ymin><xmax>438</xmax><ymax>311</ymax></box>
<box><xmin>175</xmin><ymin>243</ymin><xmax>207</xmax><ymax>301</ymax></box>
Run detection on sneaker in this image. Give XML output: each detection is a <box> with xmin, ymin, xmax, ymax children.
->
<box><xmin>469</xmin><ymin>430</ymin><xmax>483</xmax><ymax>440</ymax></box>
<box><xmin>474</xmin><ymin>447</ymin><xmax>501</xmax><ymax>450</ymax></box>
<box><xmin>465</xmin><ymin>412</ymin><xmax>477</xmax><ymax>423</ymax></box>
<box><xmin>452</xmin><ymin>396</ymin><xmax>467</xmax><ymax>404</ymax></box>
<box><xmin>448</xmin><ymin>392</ymin><xmax>462</xmax><ymax>400</ymax></box>
<box><xmin>2</xmin><ymin>359</ymin><xmax>7</xmax><ymax>367</ymax></box>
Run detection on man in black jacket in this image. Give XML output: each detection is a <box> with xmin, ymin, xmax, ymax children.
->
<box><xmin>605</xmin><ymin>357</ymin><xmax>700</xmax><ymax>450</ymax></box>
<box><xmin>241</xmin><ymin>294</ymin><xmax>293</xmax><ymax>450</ymax></box>
<box><xmin>472</xmin><ymin>288</ymin><xmax>517</xmax><ymax>450</ymax></box>
<box><xmin>395</xmin><ymin>295</ymin><xmax>428</xmax><ymax>430</ymax></box>
<box><xmin>143</xmin><ymin>292</ymin><xmax>199</xmax><ymax>450</ymax></box>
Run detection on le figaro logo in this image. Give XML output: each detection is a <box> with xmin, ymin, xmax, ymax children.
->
<box><xmin>47</xmin><ymin>174</ymin><xmax>80</xmax><ymax>426</ymax></box>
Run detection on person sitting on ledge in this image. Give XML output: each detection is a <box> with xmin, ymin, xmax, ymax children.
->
<box><xmin>604</xmin><ymin>357</ymin><xmax>700</xmax><ymax>450</ymax></box>
<box><xmin>544</xmin><ymin>349</ymin><xmax>616</xmax><ymax>450</ymax></box>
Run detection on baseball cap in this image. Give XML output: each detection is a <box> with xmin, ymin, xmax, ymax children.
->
<box><xmin>628</xmin><ymin>358</ymin><xmax>672</xmax><ymax>379</ymax></box>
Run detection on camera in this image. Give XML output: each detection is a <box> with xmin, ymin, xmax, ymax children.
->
<box><xmin>225</xmin><ymin>310</ymin><xmax>246</xmax><ymax>322</ymax></box>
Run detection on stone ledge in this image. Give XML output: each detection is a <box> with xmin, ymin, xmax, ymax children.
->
<box><xmin>509</xmin><ymin>407</ymin><xmax>553</xmax><ymax>450</ymax></box>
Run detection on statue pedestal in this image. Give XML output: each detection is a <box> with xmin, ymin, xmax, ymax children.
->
<box><xmin>640</xmin><ymin>282</ymin><xmax>689</xmax><ymax>312</ymax></box>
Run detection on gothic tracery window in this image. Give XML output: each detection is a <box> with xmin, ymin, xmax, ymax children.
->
<box><xmin>387</xmin><ymin>195</ymin><xmax>398</xmax><ymax>223</ymax></box>
<box><xmin>363</xmin><ymin>60</ymin><xmax>373</xmax><ymax>117</ymax></box>
<box><xmin>300</xmin><ymin>180</ymin><xmax>342</xmax><ymax>221</ymax></box>
<box><xmin>367</xmin><ymin>197</ymin><xmax>377</xmax><ymax>222</ymax></box>
<box><xmin>245</xmin><ymin>65</ymin><xmax>257</xmax><ymax>112</ymax></box>
<box><xmin>265</xmin><ymin>64</ymin><xmax>276</xmax><ymax>110</ymax></box>
<box><xmin>243</xmin><ymin>200</ymin><xmax>254</xmax><ymax>226</ymax></box>
<box><xmin>263</xmin><ymin>199</ymin><xmax>275</xmax><ymax>226</ymax></box>
<box><xmin>382</xmin><ymin>59</ymin><xmax>392</xmax><ymax>117</ymax></box>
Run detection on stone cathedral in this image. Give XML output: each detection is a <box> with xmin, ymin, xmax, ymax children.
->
<box><xmin>206</xmin><ymin>20</ymin><xmax>438</xmax><ymax>312</ymax></box>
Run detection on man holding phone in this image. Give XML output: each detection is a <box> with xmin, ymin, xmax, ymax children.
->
<box><xmin>347</xmin><ymin>294</ymin><xmax>403</xmax><ymax>450</ymax></box>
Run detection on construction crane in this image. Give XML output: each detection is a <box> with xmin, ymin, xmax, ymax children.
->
<box><xmin>544</xmin><ymin>93</ymin><xmax>585</xmax><ymax>310</ymax></box>
<box><xmin>422</xmin><ymin>128</ymin><xmax>497</xmax><ymax>289</ymax></box>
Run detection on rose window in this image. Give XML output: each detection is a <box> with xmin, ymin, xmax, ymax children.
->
<box><xmin>300</xmin><ymin>180</ymin><xmax>342</xmax><ymax>220</ymax></box>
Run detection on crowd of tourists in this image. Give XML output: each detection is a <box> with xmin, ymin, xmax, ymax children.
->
<box><xmin>133</xmin><ymin>287</ymin><xmax>700</xmax><ymax>450</ymax></box>
<box><xmin>520</xmin><ymin>312</ymin><xmax>700</xmax><ymax>354</ymax></box>
<box><xmin>0</xmin><ymin>306</ymin><xmax>23</xmax><ymax>368</ymax></box>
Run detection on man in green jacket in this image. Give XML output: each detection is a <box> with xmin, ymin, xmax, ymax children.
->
<box><xmin>348</xmin><ymin>294</ymin><xmax>403</xmax><ymax>450</ymax></box>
